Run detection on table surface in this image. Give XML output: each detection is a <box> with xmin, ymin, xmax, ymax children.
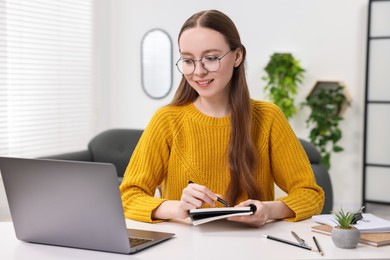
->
<box><xmin>1</xmin><ymin>218</ymin><xmax>390</xmax><ymax>260</ymax></box>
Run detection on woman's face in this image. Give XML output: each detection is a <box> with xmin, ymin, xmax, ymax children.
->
<box><xmin>178</xmin><ymin>27</ymin><xmax>242</xmax><ymax>102</ymax></box>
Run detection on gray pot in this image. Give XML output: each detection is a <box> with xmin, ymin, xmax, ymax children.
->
<box><xmin>331</xmin><ymin>227</ymin><xmax>360</xmax><ymax>249</ymax></box>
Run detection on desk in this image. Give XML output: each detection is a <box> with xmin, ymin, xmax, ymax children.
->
<box><xmin>1</xmin><ymin>218</ymin><xmax>389</xmax><ymax>259</ymax></box>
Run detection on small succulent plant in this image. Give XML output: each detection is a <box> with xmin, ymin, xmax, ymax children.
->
<box><xmin>333</xmin><ymin>208</ymin><xmax>355</xmax><ymax>229</ymax></box>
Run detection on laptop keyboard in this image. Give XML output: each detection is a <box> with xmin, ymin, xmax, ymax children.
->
<box><xmin>129</xmin><ymin>237</ymin><xmax>153</xmax><ymax>247</ymax></box>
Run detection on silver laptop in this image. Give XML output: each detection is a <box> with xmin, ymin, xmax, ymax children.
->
<box><xmin>0</xmin><ymin>157</ymin><xmax>174</xmax><ymax>254</ymax></box>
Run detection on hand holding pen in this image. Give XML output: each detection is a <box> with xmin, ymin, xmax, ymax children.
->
<box><xmin>187</xmin><ymin>180</ymin><xmax>230</xmax><ymax>207</ymax></box>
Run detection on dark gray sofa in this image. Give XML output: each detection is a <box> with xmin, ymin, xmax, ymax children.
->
<box><xmin>42</xmin><ymin>129</ymin><xmax>143</xmax><ymax>183</ymax></box>
<box><xmin>42</xmin><ymin>129</ymin><xmax>333</xmax><ymax>213</ymax></box>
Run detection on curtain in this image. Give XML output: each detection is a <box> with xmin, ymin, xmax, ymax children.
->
<box><xmin>0</xmin><ymin>0</ymin><xmax>96</xmax><ymax>157</ymax></box>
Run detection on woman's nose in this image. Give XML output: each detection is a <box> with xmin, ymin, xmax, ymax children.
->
<box><xmin>193</xmin><ymin>60</ymin><xmax>208</xmax><ymax>75</ymax></box>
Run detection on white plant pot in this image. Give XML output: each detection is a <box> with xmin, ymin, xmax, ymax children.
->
<box><xmin>331</xmin><ymin>226</ymin><xmax>360</xmax><ymax>249</ymax></box>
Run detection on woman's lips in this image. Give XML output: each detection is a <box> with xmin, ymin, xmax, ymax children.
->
<box><xmin>196</xmin><ymin>79</ymin><xmax>213</xmax><ymax>88</ymax></box>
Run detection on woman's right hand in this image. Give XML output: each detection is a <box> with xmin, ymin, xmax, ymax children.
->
<box><xmin>179</xmin><ymin>182</ymin><xmax>218</xmax><ymax>210</ymax></box>
<box><xmin>152</xmin><ymin>182</ymin><xmax>219</xmax><ymax>220</ymax></box>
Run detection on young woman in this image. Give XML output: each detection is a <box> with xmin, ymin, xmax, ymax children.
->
<box><xmin>120</xmin><ymin>9</ymin><xmax>324</xmax><ymax>227</ymax></box>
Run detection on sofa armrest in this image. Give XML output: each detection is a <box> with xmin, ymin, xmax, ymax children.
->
<box><xmin>40</xmin><ymin>150</ymin><xmax>92</xmax><ymax>162</ymax></box>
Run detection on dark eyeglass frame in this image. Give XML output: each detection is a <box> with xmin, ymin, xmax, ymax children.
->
<box><xmin>175</xmin><ymin>50</ymin><xmax>232</xmax><ymax>75</ymax></box>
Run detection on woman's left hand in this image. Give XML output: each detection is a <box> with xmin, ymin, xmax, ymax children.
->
<box><xmin>227</xmin><ymin>199</ymin><xmax>295</xmax><ymax>228</ymax></box>
<box><xmin>227</xmin><ymin>199</ymin><xmax>270</xmax><ymax>227</ymax></box>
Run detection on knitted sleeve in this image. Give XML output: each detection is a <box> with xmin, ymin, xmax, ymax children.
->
<box><xmin>261</xmin><ymin>103</ymin><xmax>325</xmax><ymax>221</ymax></box>
<box><xmin>119</xmin><ymin>108</ymin><xmax>172</xmax><ymax>223</ymax></box>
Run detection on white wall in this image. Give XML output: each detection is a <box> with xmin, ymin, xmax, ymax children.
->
<box><xmin>101</xmin><ymin>0</ymin><xmax>368</xmax><ymax>212</ymax></box>
<box><xmin>0</xmin><ymin>0</ymin><xmax>368</xmax><ymax>220</ymax></box>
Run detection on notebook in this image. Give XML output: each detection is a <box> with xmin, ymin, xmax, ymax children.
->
<box><xmin>189</xmin><ymin>205</ymin><xmax>256</xmax><ymax>226</ymax></box>
<box><xmin>312</xmin><ymin>213</ymin><xmax>390</xmax><ymax>233</ymax></box>
<box><xmin>0</xmin><ymin>157</ymin><xmax>174</xmax><ymax>254</ymax></box>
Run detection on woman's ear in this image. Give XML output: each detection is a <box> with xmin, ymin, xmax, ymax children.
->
<box><xmin>234</xmin><ymin>48</ymin><xmax>243</xmax><ymax>67</ymax></box>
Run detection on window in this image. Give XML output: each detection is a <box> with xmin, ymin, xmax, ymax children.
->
<box><xmin>0</xmin><ymin>0</ymin><xmax>96</xmax><ymax>158</ymax></box>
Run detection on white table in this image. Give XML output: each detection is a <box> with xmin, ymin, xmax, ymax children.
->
<box><xmin>1</xmin><ymin>218</ymin><xmax>389</xmax><ymax>259</ymax></box>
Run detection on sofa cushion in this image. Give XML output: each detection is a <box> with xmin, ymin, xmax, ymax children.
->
<box><xmin>88</xmin><ymin>129</ymin><xmax>143</xmax><ymax>177</ymax></box>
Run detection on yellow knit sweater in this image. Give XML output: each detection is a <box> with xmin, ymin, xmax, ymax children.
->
<box><xmin>120</xmin><ymin>100</ymin><xmax>324</xmax><ymax>223</ymax></box>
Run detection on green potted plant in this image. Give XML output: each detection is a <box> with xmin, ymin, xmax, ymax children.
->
<box><xmin>302</xmin><ymin>81</ymin><xmax>350</xmax><ymax>170</ymax></box>
<box><xmin>331</xmin><ymin>208</ymin><xmax>360</xmax><ymax>249</ymax></box>
<box><xmin>262</xmin><ymin>53</ymin><xmax>305</xmax><ymax>120</ymax></box>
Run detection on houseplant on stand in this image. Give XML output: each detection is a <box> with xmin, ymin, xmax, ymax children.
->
<box><xmin>262</xmin><ymin>53</ymin><xmax>305</xmax><ymax>120</ymax></box>
<box><xmin>302</xmin><ymin>81</ymin><xmax>350</xmax><ymax>170</ymax></box>
<box><xmin>331</xmin><ymin>208</ymin><xmax>360</xmax><ymax>249</ymax></box>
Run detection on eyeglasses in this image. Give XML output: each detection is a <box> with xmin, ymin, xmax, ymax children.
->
<box><xmin>175</xmin><ymin>50</ymin><xmax>231</xmax><ymax>75</ymax></box>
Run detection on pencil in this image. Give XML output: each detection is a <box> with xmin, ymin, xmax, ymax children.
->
<box><xmin>313</xmin><ymin>236</ymin><xmax>324</xmax><ymax>256</ymax></box>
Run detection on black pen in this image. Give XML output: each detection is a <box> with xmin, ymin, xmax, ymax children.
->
<box><xmin>262</xmin><ymin>234</ymin><xmax>313</xmax><ymax>251</ymax></box>
<box><xmin>187</xmin><ymin>180</ymin><xmax>230</xmax><ymax>207</ymax></box>
<box><xmin>313</xmin><ymin>236</ymin><xmax>324</xmax><ymax>256</ymax></box>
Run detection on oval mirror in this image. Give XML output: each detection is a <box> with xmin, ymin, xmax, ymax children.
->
<box><xmin>141</xmin><ymin>29</ymin><xmax>173</xmax><ymax>99</ymax></box>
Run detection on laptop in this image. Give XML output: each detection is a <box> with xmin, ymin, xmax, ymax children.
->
<box><xmin>0</xmin><ymin>157</ymin><xmax>174</xmax><ymax>254</ymax></box>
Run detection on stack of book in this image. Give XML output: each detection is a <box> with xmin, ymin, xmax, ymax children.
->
<box><xmin>311</xmin><ymin>213</ymin><xmax>390</xmax><ymax>247</ymax></box>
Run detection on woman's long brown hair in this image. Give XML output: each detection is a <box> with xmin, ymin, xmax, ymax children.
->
<box><xmin>170</xmin><ymin>10</ymin><xmax>261</xmax><ymax>205</ymax></box>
